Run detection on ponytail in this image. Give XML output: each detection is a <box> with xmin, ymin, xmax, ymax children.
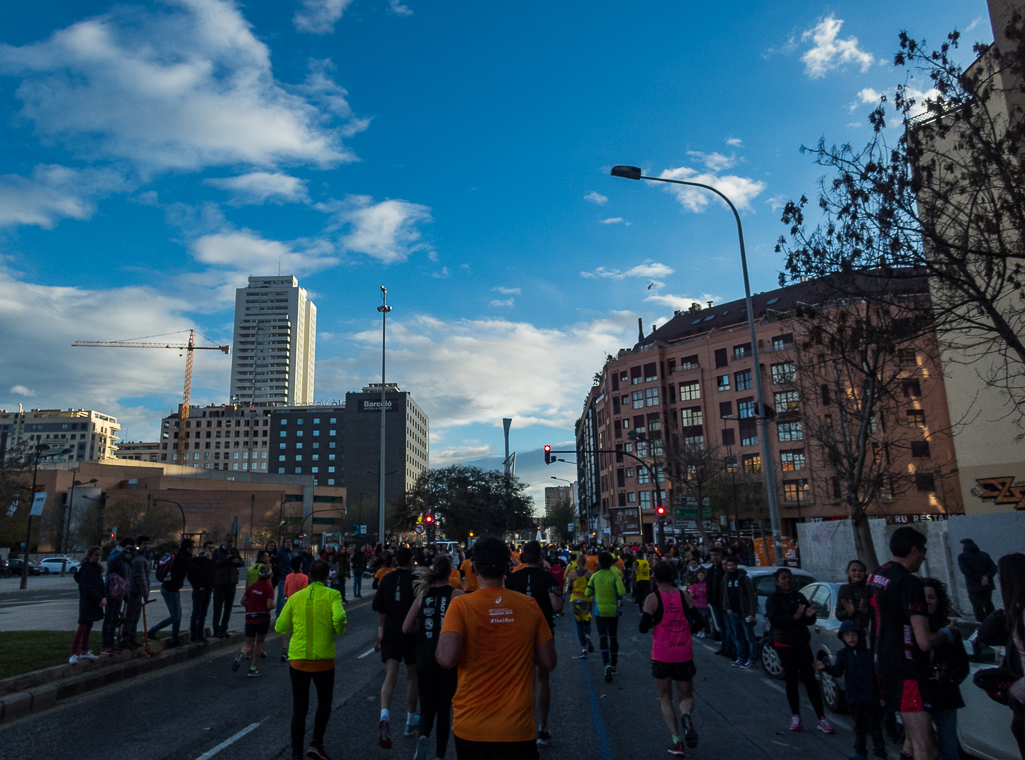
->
<box><xmin>414</xmin><ymin>554</ymin><xmax>452</xmax><ymax>596</ymax></box>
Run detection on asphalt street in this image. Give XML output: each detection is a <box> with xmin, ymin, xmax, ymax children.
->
<box><xmin>0</xmin><ymin>591</ymin><xmax>874</xmax><ymax>760</ymax></box>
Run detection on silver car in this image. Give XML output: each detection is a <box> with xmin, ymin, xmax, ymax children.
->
<box><xmin>958</xmin><ymin>633</ymin><xmax>1020</xmax><ymax>760</ymax></box>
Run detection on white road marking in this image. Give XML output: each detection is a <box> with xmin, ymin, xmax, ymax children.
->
<box><xmin>194</xmin><ymin>720</ymin><xmax>263</xmax><ymax>760</ymax></box>
<box><xmin>357</xmin><ymin>647</ymin><xmax>376</xmax><ymax>659</ymax></box>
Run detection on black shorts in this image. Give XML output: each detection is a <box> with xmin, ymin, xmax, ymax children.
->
<box><xmin>453</xmin><ymin>736</ymin><xmax>538</xmax><ymax>760</ymax></box>
<box><xmin>880</xmin><ymin>677</ymin><xmax>931</xmax><ymax>713</ymax></box>
<box><xmin>244</xmin><ymin>619</ymin><xmax>270</xmax><ymax>637</ymax></box>
<box><xmin>381</xmin><ymin>633</ymin><xmax>417</xmax><ymax>665</ymax></box>
<box><xmin>651</xmin><ymin>659</ymin><xmax>696</xmax><ymax>682</ymax></box>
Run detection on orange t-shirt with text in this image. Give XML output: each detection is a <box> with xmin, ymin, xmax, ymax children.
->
<box><xmin>459</xmin><ymin>559</ymin><xmax>478</xmax><ymax>592</ymax></box>
<box><xmin>585</xmin><ymin>555</ymin><xmax>599</xmax><ymax>573</ymax></box>
<box><xmin>441</xmin><ymin>587</ymin><xmax>553</xmax><ymax>742</ymax></box>
<box><xmin>449</xmin><ymin>568</ymin><xmax>464</xmax><ymax>590</ymax></box>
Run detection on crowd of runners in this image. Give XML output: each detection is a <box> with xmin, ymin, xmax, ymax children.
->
<box><xmin>69</xmin><ymin>526</ymin><xmax>1025</xmax><ymax>760</ymax></box>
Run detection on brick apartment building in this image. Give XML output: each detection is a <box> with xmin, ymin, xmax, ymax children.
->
<box><xmin>578</xmin><ymin>274</ymin><xmax>962</xmax><ymax>544</ymax></box>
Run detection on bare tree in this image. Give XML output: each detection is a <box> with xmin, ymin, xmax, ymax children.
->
<box><xmin>779</xmin><ymin>15</ymin><xmax>1025</xmax><ymax>430</ymax></box>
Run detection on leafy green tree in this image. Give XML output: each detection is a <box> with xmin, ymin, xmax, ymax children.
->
<box><xmin>394</xmin><ymin>466</ymin><xmax>535</xmax><ymax>543</ymax></box>
<box><xmin>543</xmin><ymin>497</ymin><xmax>577</xmax><ymax>545</ymax></box>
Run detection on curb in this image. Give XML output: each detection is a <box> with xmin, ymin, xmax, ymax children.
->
<box><xmin>0</xmin><ymin>631</ymin><xmax>246</xmax><ymax>724</ymax></box>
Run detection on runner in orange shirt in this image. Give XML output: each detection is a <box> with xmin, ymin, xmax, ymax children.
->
<box><xmin>437</xmin><ymin>537</ymin><xmax>557</xmax><ymax>759</ymax></box>
<box><xmin>459</xmin><ymin>551</ymin><xmax>478</xmax><ymax>593</ymax></box>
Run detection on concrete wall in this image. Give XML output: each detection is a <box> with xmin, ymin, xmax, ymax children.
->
<box><xmin>946</xmin><ymin>512</ymin><xmax>1025</xmax><ymax>616</ymax></box>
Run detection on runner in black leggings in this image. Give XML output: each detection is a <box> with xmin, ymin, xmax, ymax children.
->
<box><xmin>403</xmin><ymin>555</ymin><xmax>463</xmax><ymax>760</ymax></box>
<box><xmin>586</xmin><ymin>551</ymin><xmax>626</xmax><ymax>682</ymax></box>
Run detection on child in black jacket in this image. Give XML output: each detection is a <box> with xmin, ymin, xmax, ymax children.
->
<box><xmin>814</xmin><ymin>620</ymin><xmax>885</xmax><ymax>760</ymax></box>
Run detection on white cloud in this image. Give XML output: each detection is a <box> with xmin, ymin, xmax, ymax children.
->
<box><xmin>0</xmin><ymin>0</ymin><xmax>355</xmax><ymax>171</ymax></box>
<box><xmin>600</xmin><ymin>217</ymin><xmax>625</xmax><ymax>225</ymax></box>
<box><xmin>431</xmin><ymin>444</ymin><xmax>494</xmax><ymax>467</ymax></box>
<box><xmin>584</xmin><ymin>191</ymin><xmax>608</xmax><ymax>206</ymax></box>
<box><xmin>293</xmin><ymin>0</ymin><xmax>356</xmax><ymax>34</ymax></box>
<box><xmin>800</xmin><ymin>15</ymin><xmax>879</xmax><ymax>78</ymax></box>
<box><xmin>0</xmin><ymin>267</ymin><xmax>227</xmax><ymax>439</ymax></box>
<box><xmin>389</xmin><ymin>0</ymin><xmax>414</xmax><ymax>16</ymax></box>
<box><xmin>964</xmin><ymin>17</ymin><xmax>983</xmax><ymax>33</ymax></box>
<box><xmin>655</xmin><ymin>166</ymin><xmax>767</xmax><ymax>213</ymax></box>
<box><xmin>644</xmin><ymin>292</ymin><xmax>720</xmax><ymax>312</ymax></box>
<box><xmin>432</xmin><ymin>267</ymin><xmax>450</xmax><ymax>279</ymax></box>
<box><xmin>581</xmin><ymin>261</ymin><xmax>675</xmax><ymax>280</ymax></box>
<box><xmin>345</xmin><ymin>311</ymin><xmax>640</xmax><ymax>432</ymax></box>
<box><xmin>0</xmin><ymin>165</ymin><xmax>124</xmax><ymax>229</ymax></box>
<box><xmin>766</xmin><ymin>194</ymin><xmax>788</xmax><ymax>212</ymax></box>
<box><xmin>203</xmin><ymin>172</ymin><xmax>310</xmax><ymax>205</ymax></box>
<box><xmin>687</xmin><ymin>150</ymin><xmax>737</xmax><ymax>172</ymax></box>
<box><xmin>490</xmin><ymin>298</ymin><xmax>515</xmax><ymax>308</ymax></box>
<box><xmin>320</xmin><ymin>195</ymin><xmax>433</xmax><ymax>264</ymax></box>
<box><xmin>850</xmin><ymin>85</ymin><xmax>942</xmax><ymax>119</ymax></box>
<box><xmin>493</xmin><ymin>286</ymin><xmax>521</xmax><ymax>295</ymax></box>
<box><xmin>726</xmin><ymin>137</ymin><xmax>743</xmax><ymax>147</ymax></box>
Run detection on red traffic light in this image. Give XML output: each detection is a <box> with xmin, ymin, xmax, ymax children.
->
<box><xmin>544</xmin><ymin>445</ymin><xmax>552</xmax><ymax>465</ymax></box>
<box><xmin>656</xmin><ymin>504</ymin><xmax>665</xmax><ymax>516</ymax></box>
<box><xmin>425</xmin><ymin>514</ymin><xmax>434</xmax><ymax>523</ymax></box>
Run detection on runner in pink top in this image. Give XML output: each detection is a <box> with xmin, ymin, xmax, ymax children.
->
<box><xmin>640</xmin><ymin>561</ymin><xmax>704</xmax><ymax>757</ymax></box>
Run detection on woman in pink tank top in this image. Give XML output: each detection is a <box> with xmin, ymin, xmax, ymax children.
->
<box><xmin>639</xmin><ymin>561</ymin><xmax>704</xmax><ymax>757</ymax></box>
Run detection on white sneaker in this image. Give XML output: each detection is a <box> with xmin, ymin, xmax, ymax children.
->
<box><xmin>79</xmin><ymin>651</ymin><xmax>99</xmax><ymax>661</ymax></box>
<box><xmin>68</xmin><ymin>655</ymin><xmax>79</xmax><ymax>664</ymax></box>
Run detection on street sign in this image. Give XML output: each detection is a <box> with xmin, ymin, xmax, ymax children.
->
<box><xmin>29</xmin><ymin>492</ymin><xmax>47</xmax><ymax>516</ymax></box>
<box><xmin>567</xmin><ymin>523</ymin><xmax>575</xmax><ymax>532</ymax></box>
<box><xmin>359</xmin><ymin>525</ymin><xmax>367</xmax><ymax>534</ymax></box>
<box><xmin>414</xmin><ymin>524</ymin><xmax>425</xmax><ymax>534</ymax></box>
<box><xmin>675</xmin><ymin>508</ymin><xmax>696</xmax><ymax>518</ymax></box>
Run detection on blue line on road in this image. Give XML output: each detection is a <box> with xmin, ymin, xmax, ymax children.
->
<box><xmin>578</xmin><ymin>657</ymin><xmax>615</xmax><ymax>760</ymax></box>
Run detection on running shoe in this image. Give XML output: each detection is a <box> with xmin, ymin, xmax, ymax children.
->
<box><xmin>405</xmin><ymin>716</ymin><xmax>419</xmax><ymax>737</ymax></box>
<box><xmin>68</xmin><ymin>655</ymin><xmax>79</xmax><ymax>665</ymax></box>
<box><xmin>247</xmin><ymin>668</ymin><xmax>262</xmax><ymax>678</ymax></box>
<box><xmin>306</xmin><ymin>744</ymin><xmax>331</xmax><ymax>760</ymax></box>
<box><xmin>604</xmin><ymin>665</ymin><xmax>613</xmax><ymax>682</ymax></box>
<box><xmin>281</xmin><ymin>652</ymin><xmax>289</xmax><ymax>662</ymax></box>
<box><xmin>667</xmin><ymin>740</ymin><xmax>686</xmax><ymax>756</ymax></box>
<box><xmin>731</xmin><ymin>659</ymin><xmax>743</xmax><ymax>667</ymax></box>
<box><xmin>610</xmin><ymin>664</ymin><xmax>617</xmax><ymax>674</ymax></box>
<box><xmin>536</xmin><ymin>728</ymin><xmax>551</xmax><ymax>747</ymax></box>
<box><xmin>79</xmin><ymin>651</ymin><xmax>99</xmax><ymax>661</ymax></box>
<box><xmin>379</xmin><ymin>718</ymin><xmax>392</xmax><ymax>749</ymax></box>
<box><xmin>412</xmin><ymin>736</ymin><xmax>429</xmax><ymax>760</ymax></box>
<box><xmin>682</xmin><ymin>714</ymin><xmax>698</xmax><ymax>749</ymax></box>
<box><xmin>817</xmin><ymin>718</ymin><xmax>835</xmax><ymax>734</ymax></box>
<box><xmin>232</xmin><ymin>652</ymin><xmax>244</xmax><ymax>672</ymax></box>
<box><xmin>740</xmin><ymin>660</ymin><xmax>756</xmax><ymax>669</ymax></box>
<box><xmin>585</xmin><ymin>635</ymin><xmax>594</xmax><ymax>653</ymax></box>
<box><xmin>789</xmin><ymin>715</ymin><xmax>802</xmax><ymax>732</ymax></box>
<box><xmin>579</xmin><ymin>648</ymin><xmax>587</xmax><ymax>659</ymax></box>
<box><xmin>102</xmin><ymin>647</ymin><xmax>115</xmax><ymax>655</ymax></box>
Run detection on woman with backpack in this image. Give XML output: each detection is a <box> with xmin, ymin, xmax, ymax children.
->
<box><xmin>402</xmin><ymin>555</ymin><xmax>462</xmax><ymax>760</ymax></box>
<box><xmin>71</xmin><ymin>546</ymin><xmax>105</xmax><ymax>663</ymax></box>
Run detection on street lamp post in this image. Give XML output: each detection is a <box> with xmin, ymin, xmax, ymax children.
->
<box><xmin>62</xmin><ymin>478</ymin><xmax>97</xmax><ymax>576</ymax></box>
<box><xmin>366</xmin><ymin>469</ymin><xmax>398</xmax><ymax>545</ymax></box>
<box><xmin>611</xmin><ymin>165</ymin><xmax>785</xmax><ymax>566</ymax></box>
<box><xmin>377</xmin><ymin>286</ymin><xmax>392</xmax><ymax>548</ymax></box>
<box><xmin>21</xmin><ymin>444</ymin><xmax>72</xmax><ymax>589</ymax></box>
<box><xmin>152</xmin><ymin>497</ymin><xmax>187</xmax><ymax>540</ymax></box>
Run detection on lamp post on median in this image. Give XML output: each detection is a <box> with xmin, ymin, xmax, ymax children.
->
<box><xmin>62</xmin><ymin>478</ymin><xmax>98</xmax><ymax>576</ymax></box>
<box><xmin>21</xmin><ymin>444</ymin><xmax>73</xmax><ymax>589</ymax></box>
<box><xmin>610</xmin><ymin>165</ymin><xmax>784</xmax><ymax>566</ymax></box>
<box><xmin>377</xmin><ymin>286</ymin><xmax>392</xmax><ymax>549</ymax></box>
<box><xmin>151</xmin><ymin>497</ymin><xmax>188</xmax><ymax>540</ymax></box>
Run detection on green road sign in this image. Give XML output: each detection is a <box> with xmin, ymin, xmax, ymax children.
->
<box><xmin>675</xmin><ymin>508</ymin><xmax>697</xmax><ymax>518</ymax></box>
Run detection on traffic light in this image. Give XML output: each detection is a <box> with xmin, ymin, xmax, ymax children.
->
<box><xmin>425</xmin><ymin>513</ymin><xmax>434</xmax><ymax>524</ymax></box>
<box><xmin>544</xmin><ymin>445</ymin><xmax>552</xmax><ymax>464</ymax></box>
<box><xmin>656</xmin><ymin>503</ymin><xmax>666</xmax><ymax>519</ymax></box>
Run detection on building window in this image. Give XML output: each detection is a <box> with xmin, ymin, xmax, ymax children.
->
<box><xmin>295</xmin><ymin>468</ymin><xmax>302</xmax><ymax>474</ymax></box>
<box><xmin>295</xmin><ymin>454</ymin><xmax>302</xmax><ymax>461</ymax></box>
<box><xmin>719</xmin><ymin>401</ymin><xmax>732</xmax><ymax>419</ymax></box>
<box><xmin>915</xmin><ymin>473</ymin><xmax>936</xmax><ymax>491</ymax></box>
<box><xmin>742</xmin><ymin>454</ymin><xmax>762</xmax><ymax>474</ymax></box>
<box><xmin>329</xmin><ymin>430</ymin><xmax>336</xmax><ymax>436</ymax></box>
<box><xmin>772</xmin><ymin>333</ymin><xmax>793</xmax><ymax>351</ymax></box>
<box><xmin>733</xmin><ymin>343</ymin><xmax>751</xmax><ymax>359</ymax></box>
<box><xmin>717</xmin><ymin>375</ymin><xmax>730</xmax><ymax>392</ymax></box>
<box><xmin>296</xmin><ymin>418</ymin><xmax>303</xmax><ymax>425</ymax></box>
<box><xmin>637</xmin><ymin>469</ymin><xmax>650</xmax><ymax>484</ymax></box>
<box><xmin>780</xmin><ymin>450</ymin><xmax>806</xmax><ymax>471</ymax></box>
<box><xmin>644</xmin><ymin>363</ymin><xmax>657</xmax><ymax>382</ymax></box>
<box><xmin>738</xmin><ymin>399</ymin><xmax>755</xmax><ymax>419</ymax></box>
<box><xmin>645</xmin><ymin>387</ymin><xmax>659</xmax><ymax>407</ymax></box>
<box><xmin>722</xmin><ymin>428</ymin><xmax>736</xmax><ymax>447</ymax></box>
<box><xmin>279</xmin><ymin>431</ymin><xmax>286</xmax><ymax>437</ymax></box>
<box><xmin>296</xmin><ymin>430</ymin><xmax>303</xmax><ymax>437</ymax></box>
<box><xmin>681</xmin><ymin>407</ymin><xmax>703</xmax><ymax>426</ymax></box>
<box><xmin>902</xmin><ymin>379</ymin><xmax>922</xmax><ymax>398</ymax></box>
<box><xmin>313</xmin><ymin>430</ymin><xmax>320</xmax><ymax>436</ymax></box>
<box><xmin>771</xmin><ymin>362</ymin><xmax>796</xmax><ymax>384</ymax></box>
<box><xmin>774</xmin><ymin>390</ymin><xmax>800</xmax><ymax>414</ymax></box>
<box><xmin>907</xmin><ymin>410</ymin><xmax>926</xmax><ymax>428</ymax></box>
<box><xmin>898</xmin><ymin>349</ymin><xmax>917</xmax><ymax>367</ymax></box>
<box><xmin>328</xmin><ymin>466</ymin><xmax>335</xmax><ymax>473</ymax></box>
<box><xmin>279</xmin><ymin>455</ymin><xmax>285</xmax><ymax>461</ymax></box>
<box><xmin>783</xmin><ymin>480</ymin><xmax>808</xmax><ymax>502</ymax></box>
<box><xmin>639</xmin><ymin>491</ymin><xmax>651</xmax><ymax>509</ymax></box>
<box><xmin>735</xmin><ymin>370</ymin><xmax>752</xmax><ymax>391</ymax></box>
<box><xmin>632</xmin><ymin>390</ymin><xmax>644</xmax><ymax>409</ymax></box>
<box><xmin>312</xmin><ymin>467</ymin><xmax>318</xmax><ymax>473</ymax></box>
<box><xmin>830</xmin><ymin>477</ymin><xmax>841</xmax><ymax>498</ymax></box>
<box><xmin>682</xmin><ymin>435</ymin><xmax>704</xmax><ymax>451</ymax></box>
<box><xmin>910</xmin><ymin>440</ymin><xmax>931</xmax><ymax>459</ymax></box>
<box><xmin>313</xmin><ymin>418</ymin><xmax>320</xmax><ymax>424</ymax></box>
<box><xmin>777</xmin><ymin>422</ymin><xmax>803</xmax><ymax>442</ymax></box>
<box><xmin>278</xmin><ymin>468</ymin><xmax>285</xmax><ymax>474</ymax></box>
<box><xmin>821</xmin><ymin>384</ymin><xmax>831</xmax><ymax>406</ymax></box>
<box><xmin>679</xmin><ymin>381</ymin><xmax>701</xmax><ymax>401</ymax></box>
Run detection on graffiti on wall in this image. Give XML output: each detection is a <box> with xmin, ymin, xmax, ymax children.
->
<box><xmin>974</xmin><ymin>477</ymin><xmax>1025</xmax><ymax>510</ymax></box>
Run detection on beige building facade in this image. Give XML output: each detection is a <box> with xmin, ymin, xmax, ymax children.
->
<box><xmin>0</xmin><ymin>407</ymin><xmax>120</xmax><ymax>463</ymax></box>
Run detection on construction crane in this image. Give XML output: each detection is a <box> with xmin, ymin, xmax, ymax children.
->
<box><xmin>73</xmin><ymin>330</ymin><xmax>230</xmax><ymax>464</ymax></box>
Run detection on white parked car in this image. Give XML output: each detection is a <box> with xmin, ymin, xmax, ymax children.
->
<box><xmin>38</xmin><ymin>557</ymin><xmax>78</xmax><ymax>574</ymax></box>
<box><xmin>958</xmin><ymin>633</ymin><xmax>1021</xmax><ymax>760</ymax></box>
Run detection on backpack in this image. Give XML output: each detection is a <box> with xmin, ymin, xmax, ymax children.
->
<box><xmin>107</xmin><ymin>572</ymin><xmax>129</xmax><ymax>600</ymax></box>
<box><xmin>155</xmin><ymin>552</ymin><xmax>175</xmax><ymax>583</ymax></box>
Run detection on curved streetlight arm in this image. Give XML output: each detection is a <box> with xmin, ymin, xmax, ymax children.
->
<box><xmin>610</xmin><ymin>165</ymin><xmax>784</xmax><ymax>566</ymax></box>
<box><xmin>152</xmin><ymin>498</ymin><xmax>187</xmax><ymax>539</ymax></box>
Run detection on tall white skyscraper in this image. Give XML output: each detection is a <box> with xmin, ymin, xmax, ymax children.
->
<box><xmin>229</xmin><ymin>275</ymin><xmax>316</xmax><ymax>405</ymax></box>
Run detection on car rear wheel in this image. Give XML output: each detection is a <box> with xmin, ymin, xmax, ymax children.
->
<box><xmin>761</xmin><ymin>641</ymin><xmax>785</xmax><ymax>679</ymax></box>
<box><xmin>818</xmin><ymin>667</ymin><xmax>848</xmax><ymax>714</ymax></box>
<box><xmin>42</xmin><ymin>567</ymin><xmax>50</xmax><ymax>575</ymax></box>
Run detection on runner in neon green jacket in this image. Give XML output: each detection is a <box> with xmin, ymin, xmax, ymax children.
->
<box><xmin>586</xmin><ymin>552</ymin><xmax>627</xmax><ymax>682</ymax></box>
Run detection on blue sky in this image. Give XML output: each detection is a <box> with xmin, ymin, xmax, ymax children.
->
<box><xmin>0</xmin><ymin>0</ymin><xmax>990</xmax><ymax>503</ymax></box>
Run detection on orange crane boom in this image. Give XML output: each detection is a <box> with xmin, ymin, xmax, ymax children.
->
<box><xmin>73</xmin><ymin>330</ymin><xmax>230</xmax><ymax>465</ymax></box>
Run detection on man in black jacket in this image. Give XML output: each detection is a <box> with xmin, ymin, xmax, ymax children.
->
<box><xmin>958</xmin><ymin>538</ymin><xmax>998</xmax><ymax>622</ymax></box>
<box><xmin>188</xmin><ymin>541</ymin><xmax>216</xmax><ymax>644</ymax></box>
<box><xmin>706</xmin><ymin>550</ymin><xmax>733</xmax><ymax>657</ymax></box>
<box><xmin>148</xmin><ymin>539</ymin><xmax>193</xmax><ymax>647</ymax></box>
<box><xmin>212</xmin><ymin>534</ymin><xmax>244</xmax><ymax>638</ymax></box>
